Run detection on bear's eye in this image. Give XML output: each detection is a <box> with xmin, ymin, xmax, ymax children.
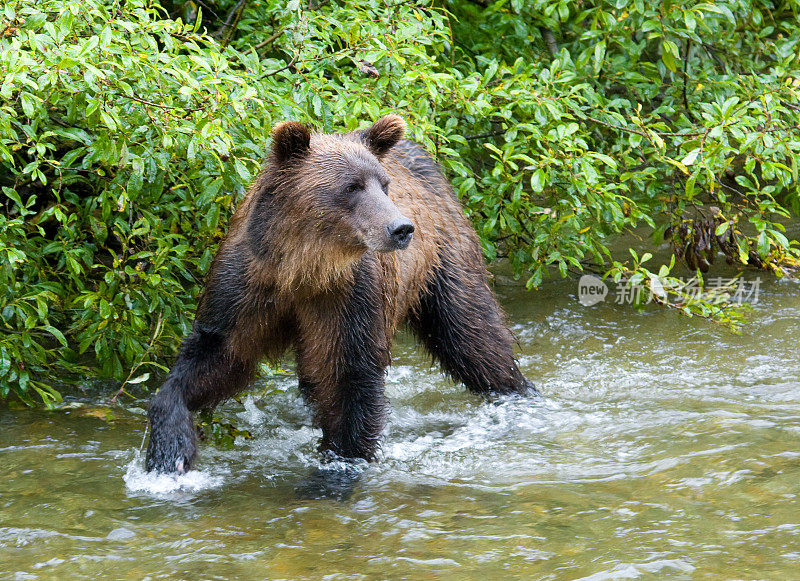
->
<box><xmin>344</xmin><ymin>183</ymin><xmax>360</xmax><ymax>195</ymax></box>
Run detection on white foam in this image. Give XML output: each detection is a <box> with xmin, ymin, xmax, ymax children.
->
<box><xmin>122</xmin><ymin>449</ymin><xmax>224</xmax><ymax>494</ymax></box>
<box><xmin>236</xmin><ymin>395</ymin><xmax>267</xmax><ymax>425</ymax></box>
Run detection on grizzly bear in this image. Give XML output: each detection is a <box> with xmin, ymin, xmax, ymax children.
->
<box><xmin>145</xmin><ymin>115</ymin><xmax>535</xmax><ymax>474</ymax></box>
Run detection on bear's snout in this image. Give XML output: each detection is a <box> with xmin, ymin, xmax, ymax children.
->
<box><xmin>387</xmin><ymin>218</ymin><xmax>414</xmax><ymax>250</ymax></box>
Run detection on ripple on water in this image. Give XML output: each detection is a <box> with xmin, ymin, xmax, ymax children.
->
<box><xmin>2</xmin><ymin>273</ymin><xmax>800</xmax><ymax>579</ymax></box>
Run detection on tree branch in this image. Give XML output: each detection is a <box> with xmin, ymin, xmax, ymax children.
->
<box><xmin>541</xmin><ymin>28</ymin><xmax>559</xmax><ymax>58</ymax></box>
<box><xmin>117</xmin><ymin>93</ymin><xmax>203</xmax><ymax>113</ymax></box>
<box><xmin>464</xmin><ymin>130</ymin><xmax>504</xmax><ymax>141</ymax></box>
<box><xmin>253</xmin><ymin>26</ymin><xmax>286</xmax><ymax>51</ymax></box>
<box><xmin>216</xmin><ymin>0</ymin><xmax>248</xmax><ymax>46</ymax></box>
<box><xmin>683</xmin><ymin>39</ymin><xmax>695</xmax><ymax>122</ymax></box>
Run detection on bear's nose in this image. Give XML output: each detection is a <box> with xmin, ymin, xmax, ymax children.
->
<box><xmin>387</xmin><ymin>218</ymin><xmax>414</xmax><ymax>250</ymax></box>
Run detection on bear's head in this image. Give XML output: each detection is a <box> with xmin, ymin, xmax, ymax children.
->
<box><xmin>268</xmin><ymin>115</ymin><xmax>414</xmax><ymax>255</ymax></box>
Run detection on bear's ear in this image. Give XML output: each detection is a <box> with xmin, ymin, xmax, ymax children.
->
<box><xmin>364</xmin><ymin>115</ymin><xmax>406</xmax><ymax>156</ymax></box>
<box><xmin>271</xmin><ymin>121</ymin><xmax>311</xmax><ymax>163</ymax></box>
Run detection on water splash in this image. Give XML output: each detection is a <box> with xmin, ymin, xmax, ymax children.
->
<box><xmin>122</xmin><ymin>449</ymin><xmax>224</xmax><ymax>494</ymax></box>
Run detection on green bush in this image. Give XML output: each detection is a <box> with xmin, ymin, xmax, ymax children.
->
<box><xmin>1</xmin><ymin>0</ymin><xmax>799</xmax><ymax>405</ymax></box>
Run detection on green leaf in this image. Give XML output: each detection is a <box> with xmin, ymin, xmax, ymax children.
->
<box><xmin>44</xmin><ymin>326</ymin><xmax>68</xmax><ymax>347</ymax></box>
<box><xmin>593</xmin><ymin>40</ymin><xmax>606</xmax><ymax>75</ymax></box>
<box><xmin>684</xmin><ymin>10</ymin><xmax>697</xmax><ymax>32</ymax></box>
<box><xmin>685</xmin><ymin>172</ymin><xmax>697</xmax><ymax>198</ymax></box>
<box><xmin>234</xmin><ymin>159</ymin><xmax>251</xmax><ymax>182</ymax></box>
<box><xmin>589</xmin><ymin>152</ymin><xmax>617</xmax><ymax>169</ymax></box>
<box><xmin>126</xmin><ymin>373</ymin><xmax>150</xmax><ymax>385</ymax></box>
<box><xmin>681</xmin><ymin>148</ymin><xmax>700</xmax><ymax>166</ymax></box>
<box><xmin>21</xmin><ymin>93</ymin><xmax>37</xmax><ymax>117</ymax></box>
<box><xmin>661</xmin><ymin>40</ymin><xmax>679</xmax><ymax>72</ymax></box>
<box><xmin>757</xmin><ymin>231</ymin><xmax>769</xmax><ymax>258</ymax></box>
<box><xmin>2</xmin><ymin>187</ymin><xmax>25</xmax><ymax>208</ymax></box>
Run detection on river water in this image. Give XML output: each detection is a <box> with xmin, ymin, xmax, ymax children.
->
<box><xmin>1</xmin><ymin>265</ymin><xmax>799</xmax><ymax>579</ymax></box>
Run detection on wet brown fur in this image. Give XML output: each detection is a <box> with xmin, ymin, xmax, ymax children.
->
<box><xmin>226</xmin><ymin>129</ymin><xmax>476</xmax><ymax>328</ymax></box>
<box><xmin>145</xmin><ymin>115</ymin><xmax>532</xmax><ymax>473</ymax></box>
<box><xmin>225</xmin><ymin>127</ymin><xmax>450</xmax><ymax>431</ymax></box>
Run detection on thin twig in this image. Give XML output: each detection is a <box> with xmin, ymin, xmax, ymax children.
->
<box><xmin>464</xmin><ymin>130</ymin><xmax>504</xmax><ymax>141</ymax></box>
<box><xmin>700</xmin><ymin>41</ymin><xmax>728</xmax><ymax>74</ymax></box>
<box><xmin>582</xmin><ymin>114</ymin><xmax>667</xmax><ymax>137</ymax></box>
<box><xmin>259</xmin><ymin>55</ymin><xmax>297</xmax><ymax>79</ymax></box>
<box><xmin>253</xmin><ymin>26</ymin><xmax>286</xmax><ymax>51</ymax></box>
<box><xmin>220</xmin><ymin>0</ymin><xmax>248</xmax><ymax>47</ymax></box>
<box><xmin>110</xmin><ymin>311</ymin><xmax>163</xmax><ymax>404</ymax></box>
<box><xmin>215</xmin><ymin>0</ymin><xmax>247</xmax><ymax>38</ymax></box>
<box><xmin>118</xmin><ymin>93</ymin><xmax>204</xmax><ymax>112</ymax></box>
<box><xmin>682</xmin><ymin>39</ymin><xmax>695</xmax><ymax>122</ymax></box>
<box><xmin>193</xmin><ymin>0</ymin><xmax>222</xmax><ymax>22</ymax></box>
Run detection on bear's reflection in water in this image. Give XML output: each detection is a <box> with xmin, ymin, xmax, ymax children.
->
<box><xmin>294</xmin><ymin>460</ymin><xmax>366</xmax><ymax>501</ymax></box>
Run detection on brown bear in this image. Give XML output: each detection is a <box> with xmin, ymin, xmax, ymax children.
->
<box><xmin>145</xmin><ymin>115</ymin><xmax>535</xmax><ymax>474</ymax></box>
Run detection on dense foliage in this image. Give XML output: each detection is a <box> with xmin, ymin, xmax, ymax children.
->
<box><xmin>1</xmin><ymin>0</ymin><xmax>799</xmax><ymax>405</ymax></box>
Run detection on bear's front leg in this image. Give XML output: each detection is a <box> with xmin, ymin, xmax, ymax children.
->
<box><xmin>146</xmin><ymin>374</ymin><xmax>196</xmax><ymax>474</ymax></box>
<box><xmin>310</xmin><ymin>365</ymin><xmax>389</xmax><ymax>461</ymax></box>
<box><xmin>296</xmin><ymin>258</ymin><xmax>391</xmax><ymax>461</ymax></box>
<box><xmin>146</xmin><ymin>328</ymin><xmax>256</xmax><ymax>473</ymax></box>
<box><xmin>409</xmin><ymin>250</ymin><xmax>535</xmax><ymax>396</ymax></box>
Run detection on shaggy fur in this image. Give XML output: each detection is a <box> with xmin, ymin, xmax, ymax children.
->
<box><xmin>145</xmin><ymin>115</ymin><xmax>535</xmax><ymax>474</ymax></box>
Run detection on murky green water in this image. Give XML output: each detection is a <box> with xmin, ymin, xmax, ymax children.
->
<box><xmin>2</xmin><ymin>263</ymin><xmax>799</xmax><ymax>580</ymax></box>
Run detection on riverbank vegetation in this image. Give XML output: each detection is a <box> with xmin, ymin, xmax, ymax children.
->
<box><xmin>1</xmin><ymin>0</ymin><xmax>799</xmax><ymax>405</ymax></box>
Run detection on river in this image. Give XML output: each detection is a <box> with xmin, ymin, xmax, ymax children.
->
<box><xmin>1</xmin><ymin>263</ymin><xmax>799</xmax><ymax>579</ymax></box>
